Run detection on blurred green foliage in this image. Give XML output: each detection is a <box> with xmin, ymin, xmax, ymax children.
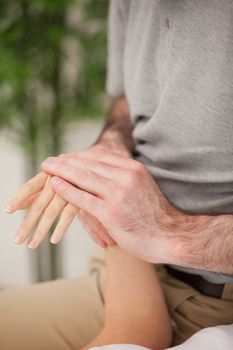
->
<box><xmin>0</xmin><ymin>0</ymin><xmax>108</xmax><ymax>281</ymax></box>
<box><xmin>0</xmin><ymin>0</ymin><xmax>108</xmax><ymax>166</ymax></box>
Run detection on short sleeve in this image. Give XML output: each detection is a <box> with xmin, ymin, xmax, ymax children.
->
<box><xmin>106</xmin><ymin>0</ymin><xmax>129</xmax><ymax>97</ymax></box>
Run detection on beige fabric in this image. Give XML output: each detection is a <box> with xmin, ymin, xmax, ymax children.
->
<box><xmin>0</xmin><ymin>251</ymin><xmax>105</xmax><ymax>350</ymax></box>
<box><xmin>0</xmin><ymin>249</ymin><xmax>232</xmax><ymax>349</ymax></box>
<box><xmin>156</xmin><ymin>265</ymin><xmax>233</xmax><ymax>345</ymax></box>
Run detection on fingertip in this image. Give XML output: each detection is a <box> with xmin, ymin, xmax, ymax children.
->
<box><xmin>50</xmin><ymin>239</ymin><xmax>57</xmax><ymax>245</ymax></box>
<box><xmin>50</xmin><ymin>234</ymin><xmax>60</xmax><ymax>244</ymax></box>
<box><xmin>28</xmin><ymin>239</ymin><xmax>39</xmax><ymax>250</ymax></box>
<box><xmin>5</xmin><ymin>205</ymin><xmax>14</xmax><ymax>214</ymax></box>
<box><xmin>14</xmin><ymin>238</ymin><xmax>22</xmax><ymax>245</ymax></box>
<box><xmin>97</xmin><ymin>240</ymin><xmax>107</xmax><ymax>248</ymax></box>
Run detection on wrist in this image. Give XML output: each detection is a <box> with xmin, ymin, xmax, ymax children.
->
<box><xmin>96</xmin><ymin>129</ymin><xmax>133</xmax><ymax>157</ymax></box>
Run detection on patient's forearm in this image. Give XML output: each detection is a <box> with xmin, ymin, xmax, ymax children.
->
<box><xmin>82</xmin><ymin>247</ymin><xmax>172</xmax><ymax>350</ymax></box>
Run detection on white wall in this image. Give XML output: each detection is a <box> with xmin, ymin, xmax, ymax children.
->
<box><xmin>0</xmin><ymin>120</ymin><xmax>103</xmax><ymax>287</ymax></box>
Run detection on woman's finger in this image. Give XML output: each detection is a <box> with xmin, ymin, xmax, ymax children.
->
<box><xmin>79</xmin><ymin>218</ymin><xmax>107</xmax><ymax>248</ymax></box>
<box><xmin>50</xmin><ymin>203</ymin><xmax>78</xmax><ymax>244</ymax></box>
<box><xmin>28</xmin><ymin>194</ymin><xmax>67</xmax><ymax>249</ymax></box>
<box><xmin>14</xmin><ymin>176</ymin><xmax>54</xmax><ymax>244</ymax></box>
<box><xmin>20</xmin><ymin>191</ymin><xmax>41</xmax><ymax>210</ymax></box>
<box><xmin>78</xmin><ymin>209</ymin><xmax>116</xmax><ymax>247</ymax></box>
<box><xmin>5</xmin><ymin>172</ymin><xmax>49</xmax><ymax>213</ymax></box>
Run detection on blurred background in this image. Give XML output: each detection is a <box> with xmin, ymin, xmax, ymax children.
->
<box><xmin>0</xmin><ymin>0</ymin><xmax>109</xmax><ymax>287</ymax></box>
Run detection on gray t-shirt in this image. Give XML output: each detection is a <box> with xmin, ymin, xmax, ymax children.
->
<box><xmin>106</xmin><ymin>0</ymin><xmax>233</xmax><ymax>284</ymax></box>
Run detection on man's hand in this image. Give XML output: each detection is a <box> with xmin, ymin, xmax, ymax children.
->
<box><xmin>42</xmin><ymin>150</ymin><xmax>233</xmax><ymax>275</ymax></box>
<box><xmin>41</xmin><ymin>150</ymin><xmax>179</xmax><ymax>264</ymax></box>
<box><xmin>54</xmin><ymin>142</ymin><xmax>132</xmax><ymax>247</ymax></box>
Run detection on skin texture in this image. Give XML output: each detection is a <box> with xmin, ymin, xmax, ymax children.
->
<box><xmin>6</xmin><ymin>97</ymin><xmax>132</xmax><ymax>248</ymax></box>
<box><xmin>10</xmin><ymin>174</ymin><xmax>79</xmax><ymax>249</ymax></box>
<box><xmin>6</xmin><ymin>96</ymin><xmax>233</xmax><ymax>274</ymax></box>
<box><xmin>41</xmin><ymin>150</ymin><xmax>233</xmax><ymax>274</ymax></box>
<box><xmin>81</xmin><ymin>246</ymin><xmax>172</xmax><ymax>350</ymax></box>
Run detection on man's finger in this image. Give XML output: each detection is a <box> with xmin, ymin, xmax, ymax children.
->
<box><xmin>28</xmin><ymin>194</ymin><xmax>67</xmax><ymax>249</ymax></box>
<box><xmin>50</xmin><ymin>177</ymin><xmax>106</xmax><ymax>222</ymax></box>
<box><xmin>42</xmin><ymin>160</ymin><xmax>113</xmax><ymax>199</ymax></box>
<box><xmin>76</xmin><ymin>149</ymin><xmax>135</xmax><ymax>169</ymax></box>
<box><xmin>48</xmin><ymin>156</ymin><xmax>129</xmax><ymax>185</ymax></box>
<box><xmin>14</xmin><ymin>176</ymin><xmax>54</xmax><ymax>244</ymax></box>
<box><xmin>5</xmin><ymin>172</ymin><xmax>48</xmax><ymax>213</ymax></box>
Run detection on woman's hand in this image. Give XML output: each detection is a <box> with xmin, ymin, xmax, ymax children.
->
<box><xmin>5</xmin><ymin>170</ymin><xmax>114</xmax><ymax>249</ymax></box>
<box><xmin>5</xmin><ymin>140</ymin><xmax>130</xmax><ymax>249</ymax></box>
<box><xmin>5</xmin><ymin>172</ymin><xmax>48</xmax><ymax>213</ymax></box>
<box><xmin>5</xmin><ymin>174</ymin><xmax>78</xmax><ymax>249</ymax></box>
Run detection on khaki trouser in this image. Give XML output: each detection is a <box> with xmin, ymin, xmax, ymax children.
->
<box><xmin>0</xmin><ymin>249</ymin><xmax>233</xmax><ymax>350</ymax></box>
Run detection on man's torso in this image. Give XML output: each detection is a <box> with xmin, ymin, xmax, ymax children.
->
<box><xmin>107</xmin><ymin>0</ymin><xmax>233</xmax><ymax>283</ymax></box>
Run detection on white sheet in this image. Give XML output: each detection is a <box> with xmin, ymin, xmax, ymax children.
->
<box><xmin>89</xmin><ymin>324</ymin><xmax>233</xmax><ymax>350</ymax></box>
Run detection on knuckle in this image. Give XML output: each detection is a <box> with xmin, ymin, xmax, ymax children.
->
<box><xmin>25</xmin><ymin>182</ymin><xmax>34</xmax><ymax>193</ymax></box>
<box><xmin>106</xmin><ymin>204</ymin><xmax>121</xmax><ymax>221</ymax></box>
<box><xmin>57</xmin><ymin>155</ymin><xmax>66</xmax><ymax>164</ymax></box>
<box><xmin>56</xmin><ymin>181</ymin><xmax>68</xmax><ymax>194</ymax></box>
<box><xmin>133</xmin><ymin>160</ymin><xmax>145</xmax><ymax>173</ymax></box>
<box><xmin>76</xmin><ymin>168</ymin><xmax>89</xmax><ymax>182</ymax></box>
<box><xmin>78</xmin><ymin>209</ymin><xmax>86</xmax><ymax>221</ymax></box>
<box><xmin>123</xmin><ymin>171</ymin><xmax>138</xmax><ymax>188</ymax></box>
<box><xmin>115</xmin><ymin>187</ymin><xmax>128</xmax><ymax>203</ymax></box>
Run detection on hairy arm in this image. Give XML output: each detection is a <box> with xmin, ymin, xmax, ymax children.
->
<box><xmin>96</xmin><ymin>96</ymin><xmax>233</xmax><ymax>275</ymax></box>
<box><xmin>82</xmin><ymin>247</ymin><xmax>172</xmax><ymax>350</ymax></box>
<box><xmin>97</xmin><ymin>96</ymin><xmax>233</xmax><ymax>275</ymax></box>
<box><xmin>103</xmin><ymin>97</ymin><xmax>233</xmax><ymax>275</ymax></box>
<box><xmin>154</xmin><ymin>185</ymin><xmax>233</xmax><ymax>275</ymax></box>
<box><xmin>95</xmin><ymin>96</ymin><xmax>134</xmax><ymax>156</ymax></box>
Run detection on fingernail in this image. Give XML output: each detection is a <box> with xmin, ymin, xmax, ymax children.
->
<box><xmin>14</xmin><ymin>233</ymin><xmax>24</xmax><ymax>244</ymax></box>
<box><xmin>28</xmin><ymin>239</ymin><xmax>38</xmax><ymax>250</ymax></box>
<box><xmin>14</xmin><ymin>229</ymin><xmax>26</xmax><ymax>244</ymax></box>
<box><xmin>50</xmin><ymin>233</ymin><xmax>60</xmax><ymax>244</ymax></box>
<box><xmin>5</xmin><ymin>205</ymin><xmax>14</xmax><ymax>213</ymax></box>
<box><xmin>51</xmin><ymin>177</ymin><xmax>62</xmax><ymax>186</ymax></box>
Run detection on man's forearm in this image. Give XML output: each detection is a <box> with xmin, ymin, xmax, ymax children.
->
<box><xmin>96</xmin><ymin>96</ymin><xmax>134</xmax><ymax>154</ymax></box>
<box><xmin>155</xmin><ymin>184</ymin><xmax>233</xmax><ymax>275</ymax></box>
